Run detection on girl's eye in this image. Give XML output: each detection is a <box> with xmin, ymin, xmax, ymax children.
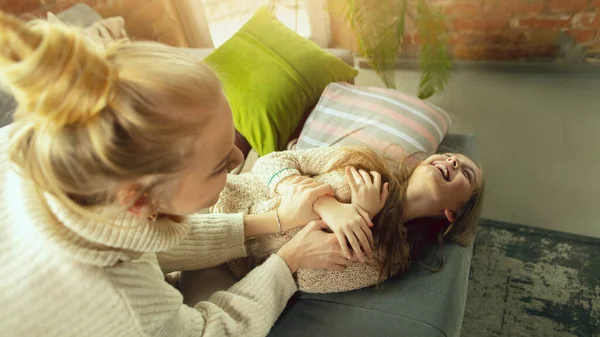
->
<box><xmin>462</xmin><ymin>169</ymin><xmax>472</xmax><ymax>183</ymax></box>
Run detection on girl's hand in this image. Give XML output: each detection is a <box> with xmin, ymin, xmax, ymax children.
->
<box><xmin>277</xmin><ymin>176</ymin><xmax>334</xmax><ymax>230</ymax></box>
<box><xmin>315</xmin><ymin>197</ymin><xmax>374</xmax><ymax>262</ymax></box>
<box><xmin>275</xmin><ymin>175</ymin><xmax>314</xmax><ymax>195</ymax></box>
<box><xmin>277</xmin><ymin>220</ymin><xmax>350</xmax><ymax>273</ymax></box>
<box><xmin>345</xmin><ymin>167</ymin><xmax>390</xmax><ymax>219</ymax></box>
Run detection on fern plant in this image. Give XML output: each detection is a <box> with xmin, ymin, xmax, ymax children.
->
<box><xmin>413</xmin><ymin>0</ymin><xmax>450</xmax><ymax>99</ymax></box>
<box><xmin>270</xmin><ymin>0</ymin><xmax>450</xmax><ymax>99</ymax></box>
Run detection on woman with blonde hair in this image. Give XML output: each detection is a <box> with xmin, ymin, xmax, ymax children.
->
<box><xmin>0</xmin><ymin>13</ymin><xmax>356</xmax><ymax>337</ymax></box>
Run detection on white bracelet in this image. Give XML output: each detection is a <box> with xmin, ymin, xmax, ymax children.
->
<box><xmin>274</xmin><ymin>208</ymin><xmax>283</xmax><ymax>236</ymax></box>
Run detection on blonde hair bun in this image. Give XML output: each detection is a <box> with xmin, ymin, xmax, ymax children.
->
<box><xmin>3</xmin><ymin>10</ymin><xmax>222</xmax><ymax>219</ymax></box>
<box><xmin>0</xmin><ymin>12</ymin><xmax>116</xmax><ymax>128</ymax></box>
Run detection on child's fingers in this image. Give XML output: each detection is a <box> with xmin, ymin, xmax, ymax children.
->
<box><xmin>350</xmin><ymin>167</ymin><xmax>363</xmax><ymax>184</ymax></box>
<box><xmin>370</xmin><ymin>171</ymin><xmax>382</xmax><ymax>189</ymax></box>
<box><xmin>358</xmin><ymin>169</ymin><xmax>372</xmax><ymax>185</ymax></box>
<box><xmin>345</xmin><ymin>230</ymin><xmax>366</xmax><ymax>262</ymax></box>
<box><xmin>345</xmin><ymin>167</ymin><xmax>359</xmax><ymax>191</ymax></box>
<box><xmin>334</xmin><ymin>230</ymin><xmax>351</xmax><ymax>260</ymax></box>
<box><xmin>354</xmin><ymin>227</ymin><xmax>373</xmax><ymax>259</ymax></box>
<box><xmin>355</xmin><ymin>206</ymin><xmax>375</xmax><ymax>228</ymax></box>
<box><xmin>358</xmin><ymin>220</ymin><xmax>374</xmax><ymax>251</ymax></box>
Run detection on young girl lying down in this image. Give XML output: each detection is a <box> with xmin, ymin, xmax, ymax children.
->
<box><xmin>211</xmin><ymin>145</ymin><xmax>485</xmax><ymax>293</ymax></box>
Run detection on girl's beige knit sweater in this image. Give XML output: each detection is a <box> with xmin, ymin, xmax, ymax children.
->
<box><xmin>212</xmin><ymin>146</ymin><xmax>382</xmax><ymax>294</ymax></box>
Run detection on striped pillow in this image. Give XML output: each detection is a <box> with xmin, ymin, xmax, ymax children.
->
<box><xmin>296</xmin><ymin>82</ymin><xmax>452</xmax><ymax>156</ymax></box>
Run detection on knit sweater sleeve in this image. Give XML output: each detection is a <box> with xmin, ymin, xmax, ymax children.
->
<box><xmin>113</xmin><ymin>254</ymin><xmax>296</xmax><ymax>337</ymax></box>
<box><xmin>185</xmin><ymin>255</ymin><xmax>297</xmax><ymax>336</ymax></box>
<box><xmin>156</xmin><ymin>214</ymin><xmax>247</xmax><ymax>274</ymax></box>
<box><xmin>251</xmin><ymin>146</ymin><xmax>352</xmax><ymax>194</ymax></box>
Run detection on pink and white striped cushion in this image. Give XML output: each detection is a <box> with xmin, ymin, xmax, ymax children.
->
<box><xmin>296</xmin><ymin>82</ymin><xmax>452</xmax><ymax>156</ymax></box>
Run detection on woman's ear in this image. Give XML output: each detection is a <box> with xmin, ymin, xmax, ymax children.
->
<box><xmin>444</xmin><ymin>209</ymin><xmax>457</xmax><ymax>223</ymax></box>
<box><xmin>117</xmin><ymin>184</ymin><xmax>151</xmax><ymax>216</ymax></box>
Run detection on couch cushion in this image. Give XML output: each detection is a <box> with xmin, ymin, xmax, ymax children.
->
<box><xmin>271</xmin><ymin>301</ymin><xmax>447</xmax><ymax>337</ymax></box>
<box><xmin>296</xmin><ymin>82</ymin><xmax>452</xmax><ymax>157</ymax></box>
<box><xmin>269</xmin><ymin>239</ymin><xmax>473</xmax><ymax>337</ymax></box>
<box><xmin>204</xmin><ymin>7</ymin><xmax>358</xmax><ymax>156</ymax></box>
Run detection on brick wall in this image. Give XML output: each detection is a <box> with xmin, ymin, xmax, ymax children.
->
<box><xmin>0</xmin><ymin>0</ymin><xmax>188</xmax><ymax>47</ymax></box>
<box><xmin>4</xmin><ymin>0</ymin><xmax>599</xmax><ymax>62</ymax></box>
<box><xmin>330</xmin><ymin>0</ymin><xmax>600</xmax><ymax>62</ymax></box>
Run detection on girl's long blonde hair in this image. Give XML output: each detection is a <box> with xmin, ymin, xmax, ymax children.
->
<box><xmin>0</xmin><ymin>12</ymin><xmax>221</xmax><ymax>216</ymax></box>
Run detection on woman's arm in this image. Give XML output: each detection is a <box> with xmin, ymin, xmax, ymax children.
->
<box><xmin>116</xmin><ymin>253</ymin><xmax>297</xmax><ymax>337</ymax></box>
<box><xmin>158</xmin><ymin>181</ymin><xmax>335</xmax><ymax>273</ymax></box>
<box><xmin>135</xmin><ymin>222</ymin><xmax>348</xmax><ymax>336</ymax></box>
<box><xmin>155</xmin><ymin>213</ymin><xmax>301</xmax><ymax>273</ymax></box>
<box><xmin>156</xmin><ymin>214</ymin><xmax>247</xmax><ymax>274</ymax></box>
<box><xmin>190</xmin><ymin>255</ymin><xmax>297</xmax><ymax>336</ymax></box>
<box><xmin>243</xmin><ymin>211</ymin><xmax>295</xmax><ymax>237</ymax></box>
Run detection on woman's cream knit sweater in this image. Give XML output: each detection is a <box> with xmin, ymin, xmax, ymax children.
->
<box><xmin>212</xmin><ymin>146</ymin><xmax>382</xmax><ymax>294</ymax></box>
<box><xmin>0</xmin><ymin>125</ymin><xmax>297</xmax><ymax>337</ymax></box>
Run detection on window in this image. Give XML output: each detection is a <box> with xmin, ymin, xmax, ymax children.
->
<box><xmin>200</xmin><ymin>0</ymin><xmax>329</xmax><ymax>47</ymax></box>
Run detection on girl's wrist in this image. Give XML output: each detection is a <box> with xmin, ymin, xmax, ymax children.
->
<box><xmin>313</xmin><ymin>195</ymin><xmax>341</xmax><ymax>217</ymax></box>
<box><xmin>312</xmin><ymin>195</ymin><xmax>329</xmax><ymax>215</ymax></box>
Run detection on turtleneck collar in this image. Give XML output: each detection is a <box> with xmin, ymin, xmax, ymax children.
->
<box><xmin>7</xmin><ymin>168</ymin><xmax>191</xmax><ymax>267</ymax></box>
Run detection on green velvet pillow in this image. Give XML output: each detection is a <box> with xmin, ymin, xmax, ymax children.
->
<box><xmin>204</xmin><ymin>7</ymin><xmax>358</xmax><ymax>156</ymax></box>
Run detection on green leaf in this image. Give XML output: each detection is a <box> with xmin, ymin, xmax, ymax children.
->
<box><xmin>339</xmin><ymin>0</ymin><xmax>408</xmax><ymax>89</ymax></box>
<box><xmin>416</xmin><ymin>0</ymin><xmax>451</xmax><ymax>99</ymax></box>
<box><xmin>396</xmin><ymin>0</ymin><xmax>407</xmax><ymax>45</ymax></box>
<box><xmin>282</xmin><ymin>0</ymin><xmax>451</xmax><ymax>97</ymax></box>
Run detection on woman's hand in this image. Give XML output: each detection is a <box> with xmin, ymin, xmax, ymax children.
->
<box><xmin>277</xmin><ymin>220</ymin><xmax>351</xmax><ymax>273</ymax></box>
<box><xmin>314</xmin><ymin>196</ymin><xmax>374</xmax><ymax>262</ymax></box>
<box><xmin>345</xmin><ymin>167</ymin><xmax>390</xmax><ymax>219</ymax></box>
<box><xmin>277</xmin><ymin>176</ymin><xmax>334</xmax><ymax>231</ymax></box>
